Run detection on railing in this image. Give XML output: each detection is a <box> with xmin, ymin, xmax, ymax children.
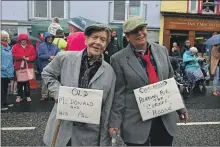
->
<box><xmin>108</xmin><ymin>2</ymin><xmax>147</xmax><ymax>23</ymax></box>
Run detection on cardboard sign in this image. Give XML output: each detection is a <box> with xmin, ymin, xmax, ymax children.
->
<box><xmin>56</xmin><ymin>86</ymin><xmax>103</xmax><ymax>125</ymax></box>
<box><xmin>133</xmin><ymin>78</ymin><xmax>185</xmax><ymax>121</ymax></box>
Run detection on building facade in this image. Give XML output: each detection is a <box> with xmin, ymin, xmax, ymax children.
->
<box><xmin>159</xmin><ymin>0</ymin><xmax>220</xmax><ymax>53</ymax></box>
<box><xmin>1</xmin><ymin>0</ymin><xmax>161</xmax><ymax>42</ymax></box>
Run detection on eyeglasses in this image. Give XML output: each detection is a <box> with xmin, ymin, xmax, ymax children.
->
<box><xmin>129</xmin><ymin>26</ymin><xmax>146</xmax><ymax>35</ymax></box>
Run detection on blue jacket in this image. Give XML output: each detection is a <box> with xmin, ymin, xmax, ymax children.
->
<box><xmin>38</xmin><ymin>32</ymin><xmax>60</xmax><ymax>72</ymax></box>
<box><xmin>183</xmin><ymin>51</ymin><xmax>200</xmax><ymax>70</ymax></box>
<box><xmin>1</xmin><ymin>44</ymin><xmax>14</xmax><ymax>78</ymax></box>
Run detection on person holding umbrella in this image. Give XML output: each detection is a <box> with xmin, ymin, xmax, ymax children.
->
<box><xmin>66</xmin><ymin>17</ymin><xmax>87</xmax><ymax>51</ymax></box>
<box><xmin>206</xmin><ymin>34</ymin><xmax>220</xmax><ymax>96</ymax></box>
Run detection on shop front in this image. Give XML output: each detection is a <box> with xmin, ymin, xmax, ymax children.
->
<box><xmin>162</xmin><ymin>13</ymin><xmax>220</xmax><ymax>58</ymax></box>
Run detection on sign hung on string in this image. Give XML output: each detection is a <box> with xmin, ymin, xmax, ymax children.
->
<box><xmin>133</xmin><ymin>78</ymin><xmax>185</xmax><ymax>121</ymax></box>
<box><xmin>56</xmin><ymin>86</ymin><xmax>103</xmax><ymax>125</ymax></box>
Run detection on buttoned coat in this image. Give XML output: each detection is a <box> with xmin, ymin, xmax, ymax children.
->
<box><xmin>109</xmin><ymin>42</ymin><xmax>187</xmax><ymax>144</ymax></box>
<box><xmin>42</xmin><ymin>51</ymin><xmax>116</xmax><ymax>146</ymax></box>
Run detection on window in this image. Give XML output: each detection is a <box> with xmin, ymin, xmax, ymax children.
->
<box><xmin>34</xmin><ymin>1</ymin><xmax>48</xmax><ymax>18</ymax></box>
<box><xmin>51</xmin><ymin>1</ymin><xmax>65</xmax><ymax>18</ymax></box>
<box><xmin>31</xmin><ymin>0</ymin><xmax>69</xmax><ymax>19</ymax></box>
<box><xmin>113</xmin><ymin>1</ymin><xmax>126</xmax><ymax>21</ymax></box>
<box><xmin>110</xmin><ymin>0</ymin><xmax>144</xmax><ymax>22</ymax></box>
<box><xmin>202</xmin><ymin>0</ymin><xmax>216</xmax><ymax>14</ymax></box>
<box><xmin>188</xmin><ymin>0</ymin><xmax>199</xmax><ymax>13</ymax></box>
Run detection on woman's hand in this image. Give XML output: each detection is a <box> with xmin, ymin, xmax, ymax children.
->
<box><xmin>179</xmin><ymin>112</ymin><xmax>189</xmax><ymax>124</ymax></box>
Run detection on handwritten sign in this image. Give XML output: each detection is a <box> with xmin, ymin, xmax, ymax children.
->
<box><xmin>133</xmin><ymin>78</ymin><xmax>185</xmax><ymax>121</ymax></box>
<box><xmin>56</xmin><ymin>86</ymin><xmax>103</xmax><ymax>125</ymax></box>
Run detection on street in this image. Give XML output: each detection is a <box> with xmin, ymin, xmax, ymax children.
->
<box><xmin>1</xmin><ymin>86</ymin><xmax>220</xmax><ymax>146</ymax></box>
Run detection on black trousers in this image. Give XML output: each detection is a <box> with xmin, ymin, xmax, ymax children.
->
<box><xmin>17</xmin><ymin>81</ymin><xmax>30</xmax><ymax>98</ymax></box>
<box><xmin>125</xmin><ymin>117</ymin><xmax>173</xmax><ymax>146</ymax></box>
<box><xmin>1</xmin><ymin>78</ymin><xmax>10</xmax><ymax>106</ymax></box>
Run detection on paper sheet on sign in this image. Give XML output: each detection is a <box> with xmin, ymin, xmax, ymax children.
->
<box><xmin>133</xmin><ymin>78</ymin><xmax>185</xmax><ymax>121</ymax></box>
<box><xmin>56</xmin><ymin>86</ymin><xmax>103</xmax><ymax>125</ymax></box>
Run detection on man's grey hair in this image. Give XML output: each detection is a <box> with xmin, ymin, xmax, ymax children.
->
<box><xmin>1</xmin><ymin>30</ymin><xmax>9</xmax><ymax>38</ymax></box>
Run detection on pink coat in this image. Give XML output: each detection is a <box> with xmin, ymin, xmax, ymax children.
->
<box><xmin>66</xmin><ymin>32</ymin><xmax>87</xmax><ymax>51</ymax></box>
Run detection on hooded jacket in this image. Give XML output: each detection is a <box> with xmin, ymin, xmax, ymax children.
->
<box><xmin>1</xmin><ymin>43</ymin><xmax>14</xmax><ymax>78</ymax></box>
<box><xmin>12</xmin><ymin>34</ymin><xmax>36</xmax><ymax>71</ymax></box>
<box><xmin>66</xmin><ymin>32</ymin><xmax>86</xmax><ymax>51</ymax></box>
<box><xmin>38</xmin><ymin>32</ymin><xmax>60</xmax><ymax>72</ymax></box>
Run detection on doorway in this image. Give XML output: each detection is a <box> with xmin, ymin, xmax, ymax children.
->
<box><xmin>170</xmin><ymin>31</ymin><xmax>189</xmax><ymax>56</ymax></box>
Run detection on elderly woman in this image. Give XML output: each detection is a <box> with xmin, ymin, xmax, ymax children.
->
<box><xmin>42</xmin><ymin>24</ymin><xmax>116</xmax><ymax>146</ymax></box>
<box><xmin>183</xmin><ymin>47</ymin><xmax>204</xmax><ymax>91</ymax></box>
<box><xmin>12</xmin><ymin>34</ymin><xmax>36</xmax><ymax>102</ymax></box>
<box><xmin>108</xmin><ymin>17</ymin><xmax>188</xmax><ymax>146</ymax></box>
<box><xmin>1</xmin><ymin>30</ymin><xmax>14</xmax><ymax>111</ymax></box>
<box><xmin>210</xmin><ymin>44</ymin><xmax>220</xmax><ymax>96</ymax></box>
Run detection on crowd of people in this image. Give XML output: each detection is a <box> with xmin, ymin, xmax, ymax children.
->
<box><xmin>1</xmin><ymin>16</ymin><xmax>219</xmax><ymax>146</ymax></box>
<box><xmin>1</xmin><ymin>17</ymin><xmax>121</xmax><ymax>111</ymax></box>
<box><xmin>170</xmin><ymin>39</ymin><xmax>220</xmax><ymax>96</ymax></box>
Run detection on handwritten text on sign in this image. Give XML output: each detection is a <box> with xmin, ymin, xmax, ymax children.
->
<box><xmin>56</xmin><ymin>86</ymin><xmax>103</xmax><ymax>125</ymax></box>
<box><xmin>133</xmin><ymin>78</ymin><xmax>185</xmax><ymax>121</ymax></box>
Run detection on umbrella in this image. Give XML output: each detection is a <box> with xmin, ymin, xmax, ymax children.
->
<box><xmin>204</xmin><ymin>34</ymin><xmax>220</xmax><ymax>46</ymax></box>
<box><xmin>11</xmin><ymin>35</ymin><xmax>40</xmax><ymax>42</ymax></box>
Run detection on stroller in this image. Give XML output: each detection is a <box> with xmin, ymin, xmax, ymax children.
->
<box><xmin>170</xmin><ymin>57</ymin><xmax>193</xmax><ymax>99</ymax></box>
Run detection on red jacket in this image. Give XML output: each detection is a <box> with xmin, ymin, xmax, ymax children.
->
<box><xmin>66</xmin><ymin>32</ymin><xmax>87</xmax><ymax>51</ymax></box>
<box><xmin>12</xmin><ymin>34</ymin><xmax>36</xmax><ymax>71</ymax></box>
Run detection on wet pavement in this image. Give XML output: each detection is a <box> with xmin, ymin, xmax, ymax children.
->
<box><xmin>1</xmin><ymin>85</ymin><xmax>220</xmax><ymax>146</ymax></box>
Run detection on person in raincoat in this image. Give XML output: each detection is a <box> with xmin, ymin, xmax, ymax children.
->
<box><xmin>183</xmin><ymin>47</ymin><xmax>204</xmax><ymax>89</ymax></box>
<box><xmin>53</xmin><ymin>29</ymin><xmax>67</xmax><ymax>52</ymax></box>
<box><xmin>37</xmin><ymin>32</ymin><xmax>60</xmax><ymax>101</ymax></box>
<box><xmin>42</xmin><ymin>24</ymin><xmax>115</xmax><ymax>146</ymax></box>
<box><xmin>66</xmin><ymin>17</ymin><xmax>87</xmax><ymax>51</ymax></box>
<box><xmin>12</xmin><ymin>34</ymin><xmax>37</xmax><ymax>103</ymax></box>
<box><xmin>1</xmin><ymin>30</ymin><xmax>14</xmax><ymax>111</ymax></box>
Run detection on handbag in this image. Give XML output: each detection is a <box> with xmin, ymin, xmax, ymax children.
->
<box><xmin>16</xmin><ymin>60</ymin><xmax>34</xmax><ymax>82</ymax></box>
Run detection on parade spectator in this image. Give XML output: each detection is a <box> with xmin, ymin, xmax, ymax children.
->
<box><xmin>182</xmin><ymin>40</ymin><xmax>191</xmax><ymax>56</ymax></box>
<box><xmin>48</xmin><ymin>17</ymin><xmax>63</xmax><ymax>36</ymax></box>
<box><xmin>53</xmin><ymin>29</ymin><xmax>67</xmax><ymax>52</ymax></box>
<box><xmin>183</xmin><ymin>47</ymin><xmax>204</xmax><ymax>92</ymax></box>
<box><xmin>1</xmin><ymin>30</ymin><xmax>14</xmax><ymax>111</ymax></box>
<box><xmin>12</xmin><ymin>34</ymin><xmax>37</xmax><ymax>103</ymax></box>
<box><xmin>38</xmin><ymin>32</ymin><xmax>59</xmax><ymax>101</ymax></box>
<box><xmin>104</xmin><ymin>29</ymin><xmax>120</xmax><ymax>63</ymax></box>
<box><xmin>171</xmin><ymin>42</ymin><xmax>181</xmax><ymax>57</ymax></box>
<box><xmin>66</xmin><ymin>17</ymin><xmax>87</xmax><ymax>51</ymax></box>
<box><xmin>210</xmin><ymin>44</ymin><xmax>220</xmax><ymax>96</ymax></box>
<box><xmin>42</xmin><ymin>24</ymin><xmax>115</xmax><ymax>146</ymax></box>
<box><xmin>108</xmin><ymin>16</ymin><xmax>188</xmax><ymax>146</ymax></box>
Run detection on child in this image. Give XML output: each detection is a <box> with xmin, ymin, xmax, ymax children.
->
<box><xmin>48</xmin><ymin>17</ymin><xmax>63</xmax><ymax>36</ymax></box>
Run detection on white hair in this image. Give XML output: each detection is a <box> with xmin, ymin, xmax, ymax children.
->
<box><xmin>190</xmin><ymin>47</ymin><xmax>198</xmax><ymax>55</ymax></box>
<box><xmin>1</xmin><ymin>30</ymin><xmax>9</xmax><ymax>38</ymax></box>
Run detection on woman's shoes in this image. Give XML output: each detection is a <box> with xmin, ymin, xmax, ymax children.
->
<box><xmin>212</xmin><ymin>91</ymin><xmax>220</xmax><ymax>96</ymax></box>
<box><xmin>26</xmin><ymin>97</ymin><xmax>32</xmax><ymax>102</ymax></box>
<box><xmin>16</xmin><ymin>97</ymin><xmax>23</xmax><ymax>103</ymax></box>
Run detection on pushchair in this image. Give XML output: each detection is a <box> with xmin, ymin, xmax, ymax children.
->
<box><xmin>170</xmin><ymin>57</ymin><xmax>193</xmax><ymax>99</ymax></box>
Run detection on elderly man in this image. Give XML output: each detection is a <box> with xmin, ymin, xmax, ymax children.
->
<box><xmin>109</xmin><ymin>16</ymin><xmax>188</xmax><ymax>146</ymax></box>
<box><xmin>66</xmin><ymin>17</ymin><xmax>87</xmax><ymax>51</ymax></box>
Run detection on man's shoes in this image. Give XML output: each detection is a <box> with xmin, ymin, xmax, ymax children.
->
<box><xmin>7</xmin><ymin>103</ymin><xmax>14</xmax><ymax>107</ymax></box>
<box><xmin>1</xmin><ymin>106</ymin><xmax>8</xmax><ymax>111</ymax></box>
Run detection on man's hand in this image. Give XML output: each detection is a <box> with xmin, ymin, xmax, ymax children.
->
<box><xmin>50</xmin><ymin>56</ymin><xmax>55</xmax><ymax>60</ymax></box>
<box><xmin>179</xmin><ymin>112</ymin><xmax>189</xmax><ymax>124</ymax></box>
<box><xmin>105</xmin><ymin>51</ymin><xmax>108</xmax><ymax>55</ymax></box>
<box><xmin>109</xmin><ymin>128</ymin><xmax>120</xmax><ymax>137</ymax></box>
